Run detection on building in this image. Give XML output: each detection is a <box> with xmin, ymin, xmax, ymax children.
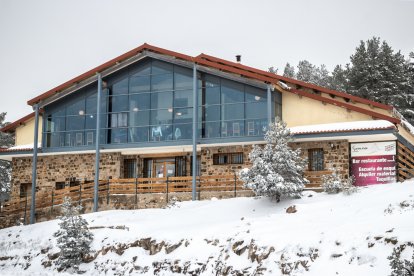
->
<box><xmin>1</xmin><ymin>43</ymin><xmax>414</xmax><ymax>208</ymax></box>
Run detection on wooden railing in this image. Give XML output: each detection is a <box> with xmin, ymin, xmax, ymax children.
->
<box><xmin>0</xmin><ymin>175</ymin><xmax>248</xmax><ymax>220</ymax></box>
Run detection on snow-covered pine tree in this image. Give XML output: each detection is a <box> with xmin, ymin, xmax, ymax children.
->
<box><xmin>388</xmin><ymin>244</ymin><xmax>414</xmax><ymax>276</ymax></box>
<box><xmin>240</xmin><ymin>118</ymin><xmax>308</xmax><ymax>202</ymax></box>
<box><xmin>296</xmin><ymin>60</ymin><xmax>318</xmax><ymax>84</ymax></box>
<box><xmin>54</xmin><ymin>197</ymin><xmax>93</xmax><ymax>273</ymax></box>
<box><xmin>347</xmin><ymin>37</ymin><xmax>414</xmax><ymax>124</ymax></box>
<box><xmin>0</xmin><ymin>112</ymin><xmax>14</xmax><ymax>202</ymax></box>
<box><xmin>268</xmin><ymin>66</ymin><xmax>278</xmax><ymax>74</ymax></box>
<box><xmin>329</xmin><ymin>65</ymin><xmax>348</xmax><ymax>92</ymax></box>
<box><xmin>283</xmin><ymin>62</ymin><xmax>296</xmax><ymax>78</ymax></box>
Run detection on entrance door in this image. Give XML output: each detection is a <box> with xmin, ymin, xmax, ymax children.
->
<box><xmin>153</xmin><ymin>159</ymin><xmax>175</xmax><ymax>178</ymax></box>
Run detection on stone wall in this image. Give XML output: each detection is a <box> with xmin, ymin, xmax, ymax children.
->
<box><xmin>200</xmin><ymin>145</ymin><xmax>253</xmax><ymax>176</ymax></box>
<box><xmin>10</xmin><ymin>140</ymin><xmax>350</xmax><ymax>200</ymax></box>
<box><xmin>11</xmin><ymin>153</ymin><xmax>122</xmax><ymax>199</ymax></box>
<box><xmin>290</xmin><ymin>140</ymin><xmax>350</xmax><ymax>185</ymax></box>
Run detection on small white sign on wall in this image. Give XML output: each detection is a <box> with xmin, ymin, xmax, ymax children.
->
<box><xmin>350</xmin><ymin>141</ymin><xmax>396</xmax><ymax>157</ymax></box>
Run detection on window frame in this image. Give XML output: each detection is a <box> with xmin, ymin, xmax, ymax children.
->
<box><xmin>212</xmin><ymin>152</ymin><xmax>244</xmax><ymax>165</ymax></box>
<box><xmin>308</xmin><ymin>148</ymin><xmax>324</xmax><ymax>171</ymax></box>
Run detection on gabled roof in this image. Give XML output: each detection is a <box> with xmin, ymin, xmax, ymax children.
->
<box><xmin>26</xmin><ymin>43</ymin><xmax>399</xmax><ymax>124</ymax></box>
<box><xmin>0</xmin><ymin>112</ymin><xmax>38</xmax><ymax>133</ymax></box>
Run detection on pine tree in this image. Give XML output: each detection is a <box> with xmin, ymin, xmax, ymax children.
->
<box><xmin>388</xmin><ymin>245</ymin><xmax>414</xmax><ymax>276</ymax></box>
<box><xmin>240</xmin><ymin>118</ymin><xmax>308</xmax><ymax>202</ymax></box>
<box><xmin>329</xmin><ymin>65</ymin><xmax>348</xmax><ymax>92</ymax></box>
<box><xmin>0</xmin><ymin>112</ymin><xmax>14</xmax><ymax>202</ymax></box>
<box><xmin>296</xmin><ymin>60</ymin><xmax>318</xmax><ymax>84</ymax></box>
<box><xmin>268</xmin><ymin>66</ymin><xmax>278</xmax><ymax>74</ymax></box>
<box><xmin>347</xmin><ymin>37</ymin><xmax>414</xmax><ymax>124</ymax></box>
<box><xmin>283</xmin><ymin>62</ymin><xmax>296</xmax><ymax>78</ymax></box>
<box><xmin>54</xmin><ymin>197</ymin><xmax>94</xmax><ymax>273</ymax></box>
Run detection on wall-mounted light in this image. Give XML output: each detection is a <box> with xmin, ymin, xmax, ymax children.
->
<box><xmin>176</xmin><ymin>112</ymin><xmax>182</xmax><ymax>116</ymax></box>
<box><xmin>255</xmin><ymin>96</ymin><xmax>261</xmax><ymax>101</ymax></box>
<box><xmin>79</xmin><ymin>110</ymin><xmax>85</xmax><ymax>116</ymax></box>
<box><xmin>168</xmin><ymin>108</ymin><xmax>173</xmax><ymax>113</ymax></box>
<box><xmin>132</xmin><ymin>107</ymin><xmax>139</xmax><ymax>112</ymax></box>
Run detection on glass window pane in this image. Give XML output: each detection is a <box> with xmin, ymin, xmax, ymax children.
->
<box><xmin>110</xmin><ymin>95</ymin><xmax>129</xmax><ymax>112</ymax></box>
<box><xmin>130</xmin><ymin>93</ymin><xmax>150</xmax><ymax>111</ymax></box>
<box><xmin>174</xmin><ymin>108</ymin><xmax>192</xmax><ymax>124</ymax></box>
<box><xmin>129</xmin><ymin>75</ymin><xmax>150</xmax><ymax>93</ymax></box>
<box><xmin>245</xmin><ymin>86</ymin><xmax>266</xmax><ymax>102</ymax></box>
<box><xmin>204</xmin><ymin>121</ymin><xmax>221</xmax><ymax>138</ymax></box>
<box><xmin>152</xmin><ymin>60</ymin><xmax>173</xmax><ymax>75</ymax></box>
<box><xmin>221</xmin><ymin>79</ymin><xmax>244</xmax><ymax>104</ymax></box>
<box><xmin>222</xmin><ymin>103</ymin><xmax>244</xmax><ymax>120</ymax></box>
<box><xmin>205</xmin><ymin>87</ymin><xmax>221</xmax><ymax>105</ymax></box>
<box><xmin>151</xmin><ymin>74</ymin><xmax>173</xmax><ymax>91</ymax></box>
<box><xmin>174</xmin><ymin>90</ymin><xmax>192</xmax><ymax>108</ymax></box>
<box><xmin>202</xmin><ymin>74</ymin><xmax>220</xmax><ymax>88</ymax></box>
<box><xmin>47</xmin><ymin>115</ymin><xmax>66</xmax><ymax>132</ymax></box>
<box><xmin>85</xmin><ymin>131</ymin><xmax>95</xmax><ymax>146</ymax></box>
<box><xmin>85</xmin><ymin>114</ymin><xmax>96</xmax><ymax>129</ymax></box>
<box><xmin>66</xmin><ymin>99</ymin><xmax>85</xmax><ymax>116</ymax></box>
<box><xmin>150</xmin><ymin>124</ymin><xmax>173</xmax><ymax>141</ymax></box>
<box><xmin>151</xmin><ymin>92</ymin><xmax>173</xmax><ymax>109</ymax></box>
<box><xmin>86</xmin><ymin>94</ymin><xmax>97</xmax><ymax>114</ymax></box>
<box><xmin>204</xmin><ymin>105</ymin><xmax>220</xmax><ymax>122</ymax></box>
<box><xmin>129</xmin><ymin>127</ymin><xmax>149</xmax><ymax>142</ymax></box>
<box><xmin>66</xmin><ymin>116</ymin><xmax>85</xmax><ymax>130</ymax></box>
<box><xmin>174</xmin><ymin>66</ymin><xmax>193</xmax><ymax>90</ymax></box>
<box><xmin>110</xmin><ymin>113</ymin><xmax>128</xmax><ymax>128</ymax></box>
<box><xmin>222</xmin><ymin>120</ymin><xmax>244</xmax><ymax>137</ymax></box>
<box><xmin>130</xmin><ymin>110</ymin><xmax>149</xmax><ymax>127</ymax></box>
<box><xmin>110</xmin><ymin>128</ymin><xmax>127</xmax><ymax>144</ymax></box>
<box><xmin>112</xmin><ymin>78</ymin><xmax>128</xmax><ymax>95</ymax></box>
<box><xmin>130</xmin><ymin>61</ymin><xmax>151</xmax><ymax>76</ymax></box>
<box><xmin>246</xmin><ymin>102</ymin><xmax>267</xmax><ymax>119</ymax></box>
<box><xmin>150</xmin><ymin>109</ymin><xmax>173</xmax><ymax>125</ymax></box>
<box><xmin>173</xmin><ymin>123</ymin><xmax>192</xmax><ymax>140</ymax></box>
<box><xmin>246</xmin><ymin>119</ymin><xmax>267</xmax><ymax>136</ymax></box>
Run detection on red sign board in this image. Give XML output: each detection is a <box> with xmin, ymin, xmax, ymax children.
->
<box><xmin>351</xmin><ymin>155</ymin><xmax>396</xmax><ymax>186</ymax></box>
<box><xmin>350</xmin><ymin>141</ymin><xmax>396</xmax><ymax>186</ymax></box>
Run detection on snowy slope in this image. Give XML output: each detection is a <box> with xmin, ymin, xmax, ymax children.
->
<box><xmin>0</xmin><ymin>181</ymin><xmax>413</xmax><ymax>275</ymax></box>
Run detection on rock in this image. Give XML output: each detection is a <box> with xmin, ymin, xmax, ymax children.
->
<box><xmin>286</xmin><ymin>205</ymin><xmax>297</xmax><ymax>213</ymax></box>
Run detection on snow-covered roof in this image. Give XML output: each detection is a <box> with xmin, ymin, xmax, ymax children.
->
<box><xmin>0</xmin><ymin>143</ymin><xmax>41</xmax><ymax>152</ymax></box>
<box><xmin>290</xmin><ymin>120</ymin><xmax>396</xmax><ymax>135</ymax></box>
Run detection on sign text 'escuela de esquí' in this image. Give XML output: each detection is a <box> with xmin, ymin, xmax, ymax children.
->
<box><xmin>350</xmin><ymin>141</ymin><xmax>396</xmax><ymax>186</ymax></box>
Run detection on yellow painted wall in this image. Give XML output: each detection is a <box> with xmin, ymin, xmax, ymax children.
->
<box><xmin>15</xmin><ymin>116</ymin><xmax>43</xmax><ymax>146</ymax></box>
<box><xmin>397</xmin><ymin>126</ymin><xmax>414</xmax><ymax>146</ymax></box>
<box><xmin>282</xmin><ymin>92</ymin><xmax>373</xmax><ymax>127</ymax></box>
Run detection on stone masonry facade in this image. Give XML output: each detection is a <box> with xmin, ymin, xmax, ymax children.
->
<box><xmin>10</xmin><ymin>140</ymin><xmax>350</xmax><ymax>200</ymax></box>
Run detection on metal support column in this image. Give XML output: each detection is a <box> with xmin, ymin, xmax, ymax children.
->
<box><xmin>93</xmin><ymin>73</ymin><xmax>102</xmax><ymax>212</ymax></box>
<box><xmin>267</xmin><ymin>84</ymin><xmax>272</xmax><ymax>125</ymax></box>
<box><xmin>30</xmin><ymin>103</ymin><xmax>40</xmax><ymax>224</ymax></box>
<box><xmin>192</xmin><ymin>64</ymin><xmax>198</xmax><ymax>201</ymax></box>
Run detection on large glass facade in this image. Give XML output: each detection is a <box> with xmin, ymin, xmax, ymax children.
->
<box><xmin>43</xmin><ymin>58</ymin><xmax>280</xmax><ymax>148</ymax></box>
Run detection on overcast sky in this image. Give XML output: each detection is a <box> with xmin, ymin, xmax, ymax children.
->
<box><xmin>0</xmin><ymin>0</ymin><xmax>413</xmax><ymax>122</ymax></box>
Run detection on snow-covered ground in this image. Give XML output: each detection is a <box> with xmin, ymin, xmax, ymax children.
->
<box><xmin>1</xmin><ymin>181</ymin><xmax>413</xmax><ymax>275</ymax></box>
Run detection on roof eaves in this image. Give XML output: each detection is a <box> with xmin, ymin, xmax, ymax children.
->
<box><xmin>197</xmin><ymin>53</ymin><xmax>393</xmax><ymax>111</ymax></box>
<box><xmin>291</xmin><ymin>126</ymin><xmax>396</xmax><ymax>135</ymax></box>
<box><xmin>0</xmin><ymin>112</ymin><xmax>35</xmax><ymax>133</ymax></box>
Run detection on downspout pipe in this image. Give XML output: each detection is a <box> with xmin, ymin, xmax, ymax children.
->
<box><xmin>93</xmin><ymin>73</ymin><xmax>102</xmax><ymax>212</ymax></box>
<box><xmin>267</xmin><ymin>84</ymin><xmax>272</xmax><ymax>125</ymax></box>
<box><xmin>30</xmin><ymin>103</ymin><xmax>40</xmax><ymax>224</ymax></box>
<box><xmin>192</xmin><ymin>63</ymin><xmax>198</xmax><ymax>201</ymax></box>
